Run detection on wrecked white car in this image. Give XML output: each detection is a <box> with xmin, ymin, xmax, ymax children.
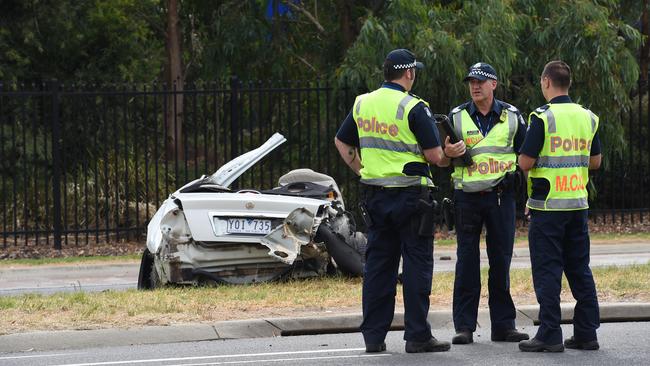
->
<box><xmin>138</xmin><ymin>133</ymin><xmax>367</xmax><ymax>288</ymax></box>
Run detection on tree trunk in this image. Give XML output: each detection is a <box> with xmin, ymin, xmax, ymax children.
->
<box><xmin>336</xmin><ymin>0</ymin><xmax>354</xmax><ymax>49</ymax></box>
<box><xmin>641</xmin><ymin>0</ymin><xmax>649</xmax><ymax>86</ymax></box>
<box><xmin>165</xmin><ymin>0</ymin><xmax>184</xmax><ymax>162</ymax></box>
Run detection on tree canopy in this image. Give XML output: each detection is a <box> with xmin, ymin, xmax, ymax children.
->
<box><xmin>338</xmin><ymin>0</ymin><xmax>643</xmax><ymax>159</ymax></box>
<box><xmin>0</xmin><ymin>0</ymin><xmax>164</xmax><ymax>82</ymax></box>
<box><xmin>0</xmin><ymin>0</ymin><xmax>646</xmax><ymax>159</ymax></box>
<box><xmin>342</xmin><ymin>1</ymin><xmax>640</xmax><ymax>109</ymax></box>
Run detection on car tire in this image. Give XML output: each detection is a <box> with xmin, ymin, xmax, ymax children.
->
<box><xmin>137</xmin><ymin>249</ymin><xmax>154</xmax><ymax>290</ymax></box>
<box><xmin>315</xmin><ymin>225</ymin><xmax>364</xmax><ymax>277</ymax></box>
<box><xmin>150</xmin><ymin>261</ymin><xmax>162</xmax><ymax>289</ymax></box>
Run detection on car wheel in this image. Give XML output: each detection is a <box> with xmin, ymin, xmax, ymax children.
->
<box><xmin>150</xmin><ymin>261</ymin><xmax>162</xmax><ymax>289</ymax></box>
<box><xmin>315</xmin><ymin>225</ymin><xmax>364</xmax><ymax>277</ymax></box>
<box><xmin>137</xmin><ymin>249</ymin><xmax>154</xmax><ymax>290</ymax></box>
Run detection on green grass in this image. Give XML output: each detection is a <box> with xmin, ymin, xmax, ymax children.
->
<box><xmin>1</xmin><ymin>263</ymin><xmax>649</xmax><ymax>335</ymax></box>
<box><xmin>434</xmin><ymin>237</ymin><xmax>456</xmax><ymax>246</ymax></box>
<box><xmin>589</xmin><ymin>232</ymin><xmax>650</xmax><ymax>242</ymax></box>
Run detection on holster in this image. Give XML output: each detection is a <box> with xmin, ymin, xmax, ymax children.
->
<box><xmin>513</xmin><ymin>168</ymin><xmax>525</xmax><ymax>197</ymax></box>
<box><xmin>499</xmin><ymin>171</ymin><xmax>515</xmax><ymax>191</ymax></box>
<box><xmin>416</xmin><ymin>188</ymin><xmax>438</xmax><ymax>237</ymax></box>
<box><xmin>358</xmin><ymin>202</ymin><xmax>373</xmax><ymax>228</ymax></box>
<box><xmin>441</xmin><ymin>197</ymin><xmax>454</xmax><ymax>231</ymax></box>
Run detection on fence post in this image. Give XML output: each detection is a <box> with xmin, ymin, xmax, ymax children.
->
<box><xmin>50</xmin><ymin>80</ymin><xmax>63</xmax><ymax>250</ymax></box>
<box><xmin>230</xmin><ymin>76</ymin><xmax>240</xmax><ymax>162</ymax></box>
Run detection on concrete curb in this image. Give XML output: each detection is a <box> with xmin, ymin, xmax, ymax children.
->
<box><xmin>517</xmin><ymin>302</ymin><xmax>650</xmax><ymax>324</ymax></box>
<box><xmin>1</xmin><ymin>302</ymin><xmax>649</xmax><ymax>353</ymax></box>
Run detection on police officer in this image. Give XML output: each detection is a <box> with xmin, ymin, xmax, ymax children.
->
<box><xmin>334</xmin><ymin>48</ymin><xmax>450</xmax><ymax>353</ymax></box>
<box><xmin>438</xmin><ymin>63</ymin><xmax>529</xmax><ymax>345</ymax></box>
<box><xmin>518</xmin><ymin>60</ymin><xmax>601</xmax><ymax>352</ymax></box>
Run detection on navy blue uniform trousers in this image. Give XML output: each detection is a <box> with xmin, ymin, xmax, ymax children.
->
<box><xmin>453</xmin><ymin>189</ymin><xmax>516</xmax><ymax>332</ymax></box>
<box><xmin>528</xmin><ymin>209</ymin><xmax>599</xmax><ymax>345</ymax></box>
<box><xmin>360</xmin><ymin>187</ymin><xmax>434</xmax><ymax>344</ymax></box>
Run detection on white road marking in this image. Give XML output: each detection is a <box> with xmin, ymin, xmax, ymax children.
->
<box><xmin>51</xmin><ymin>348</ymin><xmax>369</xmax><ymax>366</ymax></box>
<box><xmin>0</xmin><ymin>353</ymin><xmax>80</xmax><ymax>360</ymax></box>
<box><xmin>168</xmin><ymin>353</ymin><xmax>391</xmax><ymax>365</ymax></box>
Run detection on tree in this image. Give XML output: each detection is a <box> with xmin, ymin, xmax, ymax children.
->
<box><xmin>0</xmin><ymin>0</ymin><xmax>164</xmax><ymax>82</ymax></box>
<box><xmin>165</xmin><ymin>0</ymin><xmax>184</xmax><ymax>161</ymax></box>
<box><xmin>639</xmin><ymin>0</ymin><xmax>649</xmax><ymax>86</ymax></box>
<box><xmin>338</xmin><ymin>0</ymin><xmax>642</xmax><ymax>162</ymax></box>
<box><xmin>179</xmin><ymin>0</ymin><xmax>379</xmax><ymax>81</ymax></box>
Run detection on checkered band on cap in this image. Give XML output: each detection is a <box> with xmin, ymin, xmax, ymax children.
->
<box><xmin>394</xmin><ymin>61</ymin><xmax>418</xmax><ymax>69</ymax></box>
<box><xmin>468</xmin><ymin>69</ymin><xmax>497</xmax><ymax>80</ymax></box>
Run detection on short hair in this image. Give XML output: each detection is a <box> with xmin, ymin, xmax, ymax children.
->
<box><xmin>383</xmin><ymin>60</ymin><xmax>408</xmax><ymax>81</ymax></box>
<box><xmin>542</xmin><ymin>61</ymin><xmax>571</xmax><ymax>89</ymax></box>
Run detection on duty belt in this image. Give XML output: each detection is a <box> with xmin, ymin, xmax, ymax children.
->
<box><xmin>365</xmin><ymin>184</ymin><xmax>426</xmax><ymax>193</ymax></box>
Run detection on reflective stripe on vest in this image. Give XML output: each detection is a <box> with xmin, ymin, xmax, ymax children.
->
<box><xmin>396</xmin><ymin>95</ymin><xmax>415</xmax><ymax>120</ymax></box>
<box><xmin>469</xmin><ymin>146</ymin><xmax>514</xmax><ymax>156</ymax></box>
<box><xmin>535</xmin><ymin>155</ymin><xmax>590</xmax><ymax>168</ymax></box>
<box><xmin>450</xmin><ymin>107</ymin><xmax>518</xmax><ymax>192</ymax></box>
<box><xmin>458</xmin><ymin>179</ymin><xmax>500</xmax><ymax>192</ymax></box>
<box><xmin>526</xmin><ymin>103</ymin><xmax>598</xmax><ymax>211</ymax></box>
<box><xmin>353</xmin><ymin>88</ymin><xmax>430</xmax><ymax>187</ymax></box>
<box><xmin>359</xmin><ymin>136</ymin><xmax>422</xmax><ymax>154</ymax></box>
<box><xmin>361</xmin><ymin>175</ymin><xmax>433</xmax><ymax>187</ymax></box>
<box><xmin>527</xmin><ymin>197</ymin><xmax>588</xmax><ymax>210</ymax></box>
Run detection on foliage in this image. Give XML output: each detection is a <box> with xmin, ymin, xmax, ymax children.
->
<box><xmin>181</xmin><ymin>0</ymin><xmax>358</xmax><ymax>80</ymax></box>
<box><xmin>0</xmin><ymin>0</ymin><xmax>164</xmax><ymax>82</ymax></box>
<box><xmin>339</xmin><ymin>0</ymin><xmax>643</xmax><ymax>163</ymax></box>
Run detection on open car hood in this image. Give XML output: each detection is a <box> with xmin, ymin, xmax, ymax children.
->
<box><xmin>207</xmin><ymin>133</ymin><xmax>287</xmax><ymax>188</ymax></box>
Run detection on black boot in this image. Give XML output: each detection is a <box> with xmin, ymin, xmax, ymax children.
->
<box><xmin>405</xmin><ymin>337</ymin><xmax>451</xmax><ymax>353</ymax></box>
<box><xmin>365</xmin><ymin>342</ymin><xmax>386</xmax><ymax>353</ymax></box>
<box><xmin>491</xmin><ymin>328</ymin><xmax>530</xmax><ymax>342</ymax></box>
<box><xmin>451</xmin><ymin>331</ymin><xmax>473</xmax><ymax>344</ymax></box>
<box><xmin>564</xmin><ymin>336</ymin><xmax>599</xmax><ymax>350</ymax></box>
<box><xmin>519</xmin><ymin>337</ymin><xmax>564</xmax><ymax>352</ymax></box>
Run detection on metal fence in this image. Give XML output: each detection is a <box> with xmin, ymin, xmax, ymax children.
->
<box><xmin>588</xmin><ymin>79</ymin><xmax>650</xmax><ymax>225</ymax></box>
<box><xmin>0</xmin><ymin>79</ymin><xmax>358</xmax><ymax>249</ymax></box>
<box><xmin>1</xmin><ymin>78</ymin><xmax>649</xmax><ymax>250</ymax></box>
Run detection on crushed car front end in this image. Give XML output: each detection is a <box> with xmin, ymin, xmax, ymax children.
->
<box><xmin>138</xmin><ymin>133</ymin><xmax>366</xmax><ymax>288</ymax></box>
<box><xmin>143</xmin><ymin>192</ymin><xmax>334</xmax><ymax>286</ymax></box>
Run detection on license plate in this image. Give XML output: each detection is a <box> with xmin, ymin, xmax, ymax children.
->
<box><xmin>226</xmin><ymin>218</ymin><xmax>272</xmax><ymax>234</ymax></box>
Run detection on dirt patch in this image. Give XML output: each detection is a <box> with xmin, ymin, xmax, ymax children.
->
<box><xmin>0</xmin><ymin>241</ymin><xmax>144</xmax><ymax>260</ymax></box>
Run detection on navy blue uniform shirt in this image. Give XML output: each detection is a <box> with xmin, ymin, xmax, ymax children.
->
<box><xmin>448</xmin><ymin>99</ymin><xmax>527</xmax><ymax>153</ymax></box>
<box><xmin>519</xmin><ymin>95</ymin><xmax>602</xmax><ymax>201</ymax></box>
<box><xmin>336</xmin><ymin>82</ymin><xmax>441</xmax><ymax>177</ymax></box>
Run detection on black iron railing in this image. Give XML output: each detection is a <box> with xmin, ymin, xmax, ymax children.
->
<box><xmin>1</xmin><ymin>78</ymin><xmax>649</xmax><ymax>250</ymax></box>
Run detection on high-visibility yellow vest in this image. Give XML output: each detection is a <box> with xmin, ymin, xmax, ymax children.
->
<box><xmin>353</xmin><ymin>87</ymin><xmax>432</xmax><ymax>187</ymax></box>
<box><xmin>450</xmin><ymin>105</ymin><xmax>518</xmax><ymax>192</ymax></box>
<box><xmin>526</xmin><ymin>103</ymin><xmax>599</xmax><ymax>210</ymax></box>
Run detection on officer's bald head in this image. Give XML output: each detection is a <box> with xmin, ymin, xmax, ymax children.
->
<box><xmin>542</xmin><ymin>61</ymin><xmax>571</xmax><ymax>90</ymax></box>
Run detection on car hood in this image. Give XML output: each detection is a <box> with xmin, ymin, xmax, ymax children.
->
<box><xmin>207</xmin><ymin>132</ymin><xmax>286</xmax><ymax>188</ymax></box>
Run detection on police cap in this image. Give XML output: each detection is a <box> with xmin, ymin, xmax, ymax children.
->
<box><xmin>463</xmin><ymin>62</ymin><xmax>498</xmax><ymax>81</ymax></box>
<box><xmin>385</xmin><ymin>49</ymin><xmax>424</xmax><ymax>70</ymax></box>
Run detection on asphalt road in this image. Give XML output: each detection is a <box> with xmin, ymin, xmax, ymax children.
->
<box><xmin>0</xmin><ymin>263</ymin><xmax>138</xmax><ymax>296</ymax></box>
<box><xmin>1</xmin><ymin>322</ymin><xmax>647</xmax><ymax>366</ymax></box>
<box><xmin>1</xmin><ymin>243</ymin><xmax>649</xmax><ymax>296</ymax></box>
